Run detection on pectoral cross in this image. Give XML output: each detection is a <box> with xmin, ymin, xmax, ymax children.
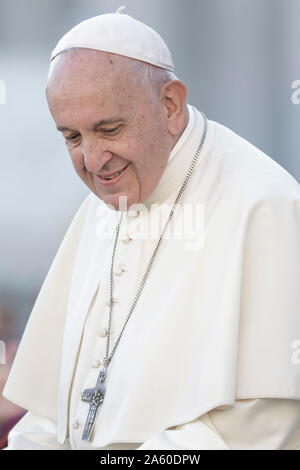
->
<box><xmin>81</xmin><ymin>367</ymin><xmax>107</xmax><ymax>441</ymax></box>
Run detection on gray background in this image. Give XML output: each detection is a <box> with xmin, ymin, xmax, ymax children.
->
<box><xmin>0</xmin><ymin>0</ymin><xmax>299</xmax><ymax>337</ymax></box>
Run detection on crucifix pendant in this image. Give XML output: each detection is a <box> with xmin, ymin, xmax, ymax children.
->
<box><xmin>81</xmin><ymin>367</ymin><xmax>107</xmax><ymax>441</ymax></box>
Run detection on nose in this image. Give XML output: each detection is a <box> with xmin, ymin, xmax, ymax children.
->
<box><xmin>82</xmin><ymin>139</ymin><xmax>113</xmax><ymax>174</ymax></box>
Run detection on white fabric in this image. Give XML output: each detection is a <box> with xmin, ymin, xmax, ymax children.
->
<box><xmin>3</xmin><ymin>105</ymin><xmax>300</xmax><ymax>449</ymax></box>
<box><xmin>6</xmin><ymin>398</ymin><xmax>300</xmax><ymax>449</ymax></box>
<box><xmin>167</xmin><ymin>102</ymin><xmax>194</xmax><ymax>162</ymax></box>
<box><xmin>137</xmin><ymin>398</ymin><xmax>300</xmax><ymax>450</ymax></box>
<box><xmin>50</xmin><ymin>11</ymin><xmax>174</xmax><ymax>71</ymax></box>
<box><xmin>4</xmin><ymin>412</ymin><xmax>70</xmax><ymax>450</ymax></box>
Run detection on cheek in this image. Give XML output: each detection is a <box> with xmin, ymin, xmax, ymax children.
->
<box><xmin>69</xmin><ymin>149</ymin><xmax>85</xmax><ymax>173</ymax></box>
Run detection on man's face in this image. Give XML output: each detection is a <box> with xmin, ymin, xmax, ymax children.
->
<box><xmin>46</xmin><ymin>50</ymin><xmax>174</xmax><ymax>210</ymax></box>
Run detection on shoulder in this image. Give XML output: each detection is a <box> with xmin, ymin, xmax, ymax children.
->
<box><xmin>205</xmin><ymin>120</ymin><xmax>300</xmax><ymax>205</ymax></box>
<box><xmin>69</xmin><ymin>192</ymin><xmax>107</xmax><ymax>229</ymax></box>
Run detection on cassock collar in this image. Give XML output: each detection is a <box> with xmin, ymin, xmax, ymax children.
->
<box><xmin>143</xmin><ymin>104</ymin><xmax>204</xmax><ymax>207</ymax></box>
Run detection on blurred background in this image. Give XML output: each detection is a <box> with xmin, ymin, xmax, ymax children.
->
<box><xmin>0</xmin><ymin>0</ymin><xmax>299</xmax><ymax>447</ymax></box>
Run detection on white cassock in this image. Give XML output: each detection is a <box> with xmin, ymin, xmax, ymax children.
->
<box><xmin>3</xmin><ymin>105</ymin><xmax>300</xmax><ymax>450</ymax></box>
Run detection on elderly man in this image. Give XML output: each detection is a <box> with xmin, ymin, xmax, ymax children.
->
<box><xmin>3</xmin><ymin>10</ymin><xmax>300</xmax><ymax>450</ymax></box>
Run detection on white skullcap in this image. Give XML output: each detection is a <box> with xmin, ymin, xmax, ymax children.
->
<box><xmin>50</xmin><ymin>7</ymin><xmax>174</xmax><ymax>71</ymax></box>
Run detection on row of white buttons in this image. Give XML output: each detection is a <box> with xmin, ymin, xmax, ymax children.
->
<box><xmin>72</xmin><ymin>212</ymin><xmax>141</xmax><ymax>432</ymax></box>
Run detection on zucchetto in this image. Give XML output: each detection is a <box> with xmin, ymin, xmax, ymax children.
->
<box><xmin>50</xmin><ymin>7</ymin><xmax>174</xmax><ymax>71</ymax></box>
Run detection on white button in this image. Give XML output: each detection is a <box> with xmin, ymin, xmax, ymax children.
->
<box><xmin>72</xmin><ymin>420</ymin><xmax>80</xmax><ymax>429</ymax></box>
<box><xmin>115</xmin><ymin>266</ymin><xmax>126</xmax><ymax>277</ymax></box>
<box><xmin>123</xmin><ymin>235</ymin><xmax>133</xmax><ymax>244</ymax></box>
<box><xmin>91</xmin><ymin>359</ymin><xmax>101</xmax><ymax>368</ymax></box>
<box><xmin>105</xmin><ymin>298</ymin><xmax>119</xmax><ymax>307</ymax></box>
<box><xmin>128</xmin><ymin>209</ymin><xmax>140</xmax><ymax>218</ymax></box>
<box><xmin>99</xmin><ymin>327</ymin><xmax>108</xmax><ymax>338</ymax></box>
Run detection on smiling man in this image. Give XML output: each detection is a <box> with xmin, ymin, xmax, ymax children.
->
<box><xmin>3</xmin><ymin>10</ymin><xmax>300</xmax><ymax>450</ymax></box>
<box><xmin>46</xmin><ymin>47</ymin><xmax>188</xmax><ymax>210</ymax></box>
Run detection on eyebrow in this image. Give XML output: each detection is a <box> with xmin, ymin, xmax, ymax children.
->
<box><xmin>56</xmin><ymin>118</ymin><xmax>124</xmax><ymax>132</ymax></box>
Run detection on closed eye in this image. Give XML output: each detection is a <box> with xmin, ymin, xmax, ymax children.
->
<box><xmin>101</xmin><ymin>126</ymin><xmax>120</xmax><ymax>134</ymax></box>
<box><xmin>64</xmin><ymin>134</ymin><xmax>81</xmax><ymax>146</ymax></box>
<box><xmin>66</xmin><ymin>134</ymin><xmax>80</xmax><ymax>140</ymax></box>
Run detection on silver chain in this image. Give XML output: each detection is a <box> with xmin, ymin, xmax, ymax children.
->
<box><xmin>103</xmin><ymin>112</ymin><xmax>208</xmax><ymax>368</ymax></box>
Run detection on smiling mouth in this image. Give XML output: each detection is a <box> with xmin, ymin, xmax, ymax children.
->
<box><xmin>99</xmin><ymin>164</ymin><xmax>130</xmax><ymax>180</ymax></box>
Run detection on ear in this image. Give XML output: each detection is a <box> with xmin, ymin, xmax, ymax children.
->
<box><xmin>160</xmin><ymin>80</ymin><xmax>188</xmax><ymax>136</ymax></box>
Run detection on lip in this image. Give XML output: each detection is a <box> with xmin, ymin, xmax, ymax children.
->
<box><xmin>97</xmin><ymin>163</ymin><xmax>130</xmax><ymax>186</ymax></box>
